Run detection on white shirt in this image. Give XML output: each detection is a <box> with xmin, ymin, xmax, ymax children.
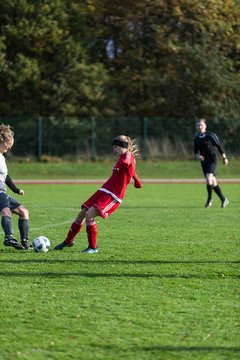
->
<box><xmin>0</xmin><ymin>153</ymin><xmax>7</xmax><ymax>193</ymax></box>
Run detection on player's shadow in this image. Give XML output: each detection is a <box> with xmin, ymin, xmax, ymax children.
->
<box><xmin>0</xmin><ymin>257</ymin><xmax>238</xmax><ymax>279</ymax></box>
<box><xmin>129</xmin><ymin>344</ymin><xmax>240</xmax><ymax>354</ymax></box>
<box><xmin>0</xmin><ymin>257</ymin><xmax>239</xmax><ymax>265</ymax></box>
<box><xmin>0</xmin><ymin>270</ymin><xmax>239</xmax><ymax>279</ymax></box>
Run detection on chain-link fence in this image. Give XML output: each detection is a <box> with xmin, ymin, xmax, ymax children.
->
<box><xmin>1</xmin><ymin>117</ymin><xmax>239</xmax><ymax>160</ymax></box>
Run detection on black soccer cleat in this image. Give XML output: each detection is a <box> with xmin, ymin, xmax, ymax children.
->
<box><xmin>4</xmin><ymin>235</ymin><xmax>25</xmax><ymax>250</ymax></box>
<box><xmin>54</xmin><ymin>241</ymin><xmax>75</xmax><ymax>250</ymax></box>
<box><xmin>21</xmin><ymin>239</ymin><xmax>31</xmax><ymax>249</ymax></box>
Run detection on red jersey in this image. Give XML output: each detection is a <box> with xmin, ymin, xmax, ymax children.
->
<box><xmin>100</xmin><ymin>152</ymin><xmax>140</xmax><ymax>202</ymax></box>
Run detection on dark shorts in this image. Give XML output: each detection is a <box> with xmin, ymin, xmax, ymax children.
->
<box><xmin>0</xmin><ymin>193</ymin><xmax>22</xmax><ymax>212</ymax></box>
<box><xmin>201</xmin><ymin>160</ymin><xmax>217</xmax><ymax>177</ymax></box>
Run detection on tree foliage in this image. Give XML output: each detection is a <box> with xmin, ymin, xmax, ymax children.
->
<box><xmin>0</xmin><ymin>0</ymin><xmax>109</xmax><ymax>116</ymax></box>
<box><xmin>0</xmin><ymin>0</ymin><xmax>240</xmax><ymax>123</ymax></box>
<box><xmin>86</xmin><ymin>0</ymin><xmax>240</xmax><ymax>120</ymax></box>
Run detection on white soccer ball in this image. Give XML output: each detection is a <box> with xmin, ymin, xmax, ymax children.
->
<box><xmin>32</xmin><ymin>236</ymin><xmax>50</xmax><ymax>253</ymax></box>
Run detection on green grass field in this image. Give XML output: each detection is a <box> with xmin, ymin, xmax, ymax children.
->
<box><xmin>0</xmin><ymin>181</ymin><xmax>239</xmax><ymax>360</ymax></box>
<box><xmin>7</xmin><ymin>159</ymin><xmax>240</xmax><ymax>179</ymax></box>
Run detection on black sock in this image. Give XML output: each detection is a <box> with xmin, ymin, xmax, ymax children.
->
<box><xmin>206</xmin><ymin>184</ymin><xmax>213</xmax><ymax>202</ymax></box>
<box><xmin>18</xmin><ymin>219</ymin><xmax>29</xmax><ymax>240</ymax></box>
<box><xmin>1</xmin><ymin>215</ymin><xmax>12</xmax><ymax>236</ymax></box>
<box><xmin>213</xmin><ymin>185</ymin><xmax>225</xmax><ymax>202</ymax></box>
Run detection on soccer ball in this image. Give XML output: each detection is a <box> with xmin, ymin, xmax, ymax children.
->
<box><xmin>32</xmin><ymin>236</ymin><xmax>50</xmax><ymax>253</ymax></box>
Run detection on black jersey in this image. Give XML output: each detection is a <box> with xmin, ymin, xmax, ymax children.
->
<box><xmin>194</xmin><ymin>131</ymin><xmax>224</xmax><ymax>161</ymax></box>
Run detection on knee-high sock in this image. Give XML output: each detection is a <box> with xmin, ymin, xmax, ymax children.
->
<box><xmin>86</xmin><ymin>220</ymin><xmax>98</xmax><ymax>249</ymax></box>
<box><xmin>1</xmin><ymin>215</ymin><xmax>12</xmax><ymax>236</ymax></box>
<box><xmin>213</xmin><ymin>185</ymin><xmax>225</xmax><ymax>202</ymax></box>
<box><xmin>18</xmin><ymin>219</ymin><xmax>29</xmax><ymax>240</ymax></box>
<box><xmin>64</xmin><ymin>221</ymin><xmax>84</xmax><ymax>244</ymax></box>
<box><xmin>206</xmin><ymin>184</ymin><xmax>213</xmax><ymax>201</ymax></box>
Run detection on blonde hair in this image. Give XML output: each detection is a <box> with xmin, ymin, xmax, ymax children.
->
<box><xmin>114</xmin><ymin>135</ymin><xmax>140</xmax><ymax>157</ymax></box>
<box><xmin>0</xmin><ymin>123</ymin><xmax>14</xmax><ymax>146</ymax></box>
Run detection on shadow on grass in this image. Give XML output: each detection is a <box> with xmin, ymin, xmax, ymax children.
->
<box><xmin>0</xmin><ymin>270</ymin><xmax>239</xmax><ymax>279</ymax></box>
<box><xmin>0</xmin><ymin>256</ymin><xmax>239</xmax><ymax>265</ymax></box>
<box><xmin>138</xmin><ymin>345</ymin><xmax>240</xmax><ymax>353</ymax></box>
<box><xmin>0</xmin><ymin>253</ymin><xmax>239</xmax><ymax>279</ymax></box>
<box><xmin>95</xmin><ymin>344</ymin><xmax>240</xmax><ymax>355</ymax></box>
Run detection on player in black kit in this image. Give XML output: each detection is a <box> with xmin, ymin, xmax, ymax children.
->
<box><xmin>194</xmin><ymin>119</ymin><xmax>229</xmax><ymax>208</ymax></box>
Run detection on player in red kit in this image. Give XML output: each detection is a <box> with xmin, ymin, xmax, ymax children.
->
<box><xmin>54</xmin><ymin>135</ymin><xmax>142</xmax><ymax>253</ymax></box>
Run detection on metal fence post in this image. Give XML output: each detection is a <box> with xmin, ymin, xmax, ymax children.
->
<box><xmin>91</xmin><ymin>117</ymin><xmax>96</xmax><ymax>161</ymax></box>
<box><xmin>38</xmin><ymin>116</ymin><xmax>43</xmax><ymax>160</ymax></box>
<box><xmin>143</xmin><ymin>117</ymin><xmax>148</xmax><ymax>160</ymax></box>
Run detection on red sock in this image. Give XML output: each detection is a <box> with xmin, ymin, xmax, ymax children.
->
<box><xmin>86</xmin><ymin>220</ymin><xmax>98</xmax><ymax>249</ymax></box>
<box><xmin>64</xmin><ymin>221</ymin><xmax>84</xmax><ymax>244</ymax></box>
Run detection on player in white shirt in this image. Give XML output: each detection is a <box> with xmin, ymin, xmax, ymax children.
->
<box><xmin>0</xmin><ymin>124</ymin><xmax>30</xmax><ymax>250</ymax></box>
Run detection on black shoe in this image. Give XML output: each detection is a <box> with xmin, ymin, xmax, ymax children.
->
<box><xmin>4</xmin><ymin>235</ymin><xmax>24</xmax><ymax>250</ymax></box>
<box><xmin>54</xmin><ymin>241</ymin><xmax>74</xmax><ymax>250</ymax></box>
<box><xmin>205</xmin><ymin>199</ymin><xmax>213</xmax><ymax>208</ymax></box>
<box><xmin>21</xmin><ymin>239</ymin><xmax>31</xmax><ymax>249</ymax></box>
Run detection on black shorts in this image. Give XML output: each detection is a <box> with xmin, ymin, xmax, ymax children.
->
<box><xmin>201</xmin><ymin>160</ymin><xmax>217</xmax><ymax>177</ymax></box>
<box><xmin>0</xmin><ymin>193</ymin><xmax>22</xmax><ymax>212</ymax></box>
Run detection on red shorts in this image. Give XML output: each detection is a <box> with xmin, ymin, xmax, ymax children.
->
<box><xmin>82</xmin><ymin>190</ymin><xmax>120</xmax><ymax>219</ymax></box>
